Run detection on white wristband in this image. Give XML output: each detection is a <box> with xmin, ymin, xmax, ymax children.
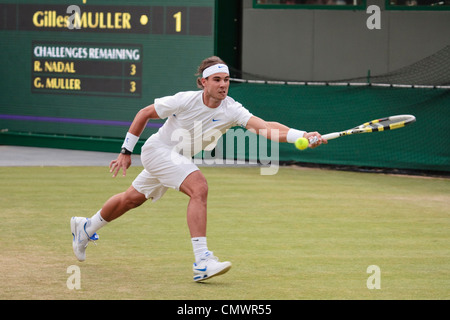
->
<box><xmin>121</xmin><ymin>132</ymin><xmax>139</xmax><ymax>152</ymax></box>
<box><xmin>286</xmin><ymin>128</ymin><xmax>306</xmax><ymax>143</ymax></box>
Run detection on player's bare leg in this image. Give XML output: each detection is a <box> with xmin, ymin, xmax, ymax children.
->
<box><xmin>100</xmin><ymin>185</ymin><xmax>148</xmax><ymax>222</ymax></box>
<box><xmin>180</xmin><ymin>171</ymin><xmax>232</xmax><ymax>281</ymax></box>
<box><xmin>179</xmin><ymin>170</ymin><xmax>208</xmax><ymax>238</ymax></box>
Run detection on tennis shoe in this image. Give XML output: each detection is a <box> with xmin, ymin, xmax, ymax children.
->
<box><xmin>193</xmin><ymin>251</ymin><xmax>231</xmax><ymax>282</ymax></box>
<box><xmin>71</xmin><ymin>216</ymin><xmax>99</xmax><ymax>262</ymax></box>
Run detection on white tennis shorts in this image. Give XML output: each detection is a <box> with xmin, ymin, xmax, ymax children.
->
<box><xmin>132</xmin><ymin>142</ymin><xmax>199</xmax><ymax>202</ymax></box>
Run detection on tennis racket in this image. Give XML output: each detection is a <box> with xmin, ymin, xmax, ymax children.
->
<box><xmin>309</xmin><ymin>114</ymin><xmax>416</xmax><ymax>144</ymax></box>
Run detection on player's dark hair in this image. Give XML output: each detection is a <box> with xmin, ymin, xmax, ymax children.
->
<box><xmin>196</xmin><ymin>56</ymin><xmax>226</xmax><ymax>89</ymax></box>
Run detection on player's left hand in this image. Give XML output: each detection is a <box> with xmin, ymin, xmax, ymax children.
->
<box><xmin>109</xmin><ymin>154</ymin><xmax>132</xmax><ymax>177</ymax></box>
<box><xmin>304</xmin><ymin>132</ymin><xmax>327</xmax><ymax>148</ymax></box>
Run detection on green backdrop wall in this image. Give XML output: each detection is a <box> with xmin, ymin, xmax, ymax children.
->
<box><xmin>2</xmin><ymin>81</ymin><xmax>449</xmax><ymax>173</ymax></box>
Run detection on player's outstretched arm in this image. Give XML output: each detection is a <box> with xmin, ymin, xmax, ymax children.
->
<box><xmin>109</xmin><ymin>104</ymin><xmax>160</xmax><ymax>177</ymax></box>
<box><xmin>245</xmin><ymin>116</ymin><xmax>326</xmax><ymax>148</ymax></box>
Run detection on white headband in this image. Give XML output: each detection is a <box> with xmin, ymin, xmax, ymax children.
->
<box><xmin>202</xmin><ymin>64</ymin><xmax>229</xmax><ymax>78</ymax></box>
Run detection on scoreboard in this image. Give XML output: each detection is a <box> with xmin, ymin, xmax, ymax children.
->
<box><xmin>0</xmin><ymin>0</ymin><xmax>215</xmax><ymax>147</ymax></box>
<box><xmin>31</xmin><ymin>41</ymin><xmax>144</xmax><ymax>97</ymax></box>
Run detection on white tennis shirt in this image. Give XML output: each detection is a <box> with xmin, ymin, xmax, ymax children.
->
<box><xmin>144</xmin><ymin>90</ymin><xmax>253</xmax><ymax>157</ymax></box>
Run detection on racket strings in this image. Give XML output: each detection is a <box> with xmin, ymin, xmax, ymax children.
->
<box><xmin>363</xmin><ymin>115</ymin><xmax>415</xmax><ymax>131</ymax></box>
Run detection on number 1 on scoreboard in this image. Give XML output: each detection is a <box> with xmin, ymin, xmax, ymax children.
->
<box><xmin>173</xmin><ymin>11</ymin><xmax>182</xmax><ymax>32</ymax></box>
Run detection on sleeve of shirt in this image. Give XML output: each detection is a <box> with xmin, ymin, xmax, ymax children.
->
<box><xmin>154</xmin><ymin>92</ymin><xmax>183</xmax><ymax>119</ymax></box>
<box><xmin>231</xmin><ymin>100</ymin><xmax>253</xmax><ymax>128</ymax></box>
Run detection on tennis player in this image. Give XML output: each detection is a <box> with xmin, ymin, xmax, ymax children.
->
<box><xmin>71</xmin><ymin>56</ymin><xmax>326</xmax><ymax>282</ymax></box>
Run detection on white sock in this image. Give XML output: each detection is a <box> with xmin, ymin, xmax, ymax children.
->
<box><xmin>85</xmin><ymin>210</ymin><xmax>108</xmax><ymax>236</ymax></box>
<box><xmin>191</xmin><ymin>237</ymin><xmax>208</xmax><ymax>263</ymax></box>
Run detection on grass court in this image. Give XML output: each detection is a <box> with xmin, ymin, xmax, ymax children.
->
<box><xmin>1</xmin><ymin>165</ymin><xmax>449</xmax><ymax>300</ymax></box>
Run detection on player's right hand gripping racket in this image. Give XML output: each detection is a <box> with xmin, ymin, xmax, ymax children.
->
<box><xmin>309</xmin><ymin>115</ymin><xmax>416</xmax><ymax>144</ymax></box>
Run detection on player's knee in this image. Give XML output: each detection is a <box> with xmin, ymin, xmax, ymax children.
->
<box><xmin>180</xmin><ymin>171</ymin><xmax>208</xmax><ymax>201</ymax></box>
<box><xmin>191</xmin><ymin>181</ymin><xmax>208</xmax><ymax>201</ymax></box>
<box><xmin>122</xmin><ymin>191</ymin><xmax>147</xmax><ymax>209</ymax></box>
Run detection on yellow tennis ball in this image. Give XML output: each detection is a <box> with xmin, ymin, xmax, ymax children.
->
<box><xmin>295</xmin><ymin>137</ymin><xmax>309</xmax><ymax>150</ymax></box>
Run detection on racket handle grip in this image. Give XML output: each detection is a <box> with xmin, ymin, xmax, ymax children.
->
<box><xmin>322</xmin><ymin>132</ymin><xmax>340</xmax><ymax>140</ymax></box>
<box><xmin>308</xmin><ymin>132</ymin><xmax>339</xmax><ymax>145</ymax></box>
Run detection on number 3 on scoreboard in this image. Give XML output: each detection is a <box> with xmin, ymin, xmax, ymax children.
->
<box><xmin>129</xmin><ymin>81</ymin><xmax>136</xmax><ymax>93</ymax></box>
<box><xmin>173</xmin><ymin>11</ymin><xmax>181</xmax><ymax>32</ymax></box>
<box><xmin>130</xmin><ymin>64</ymin><xmax>136</xmax><ymax>76</ymax></box>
